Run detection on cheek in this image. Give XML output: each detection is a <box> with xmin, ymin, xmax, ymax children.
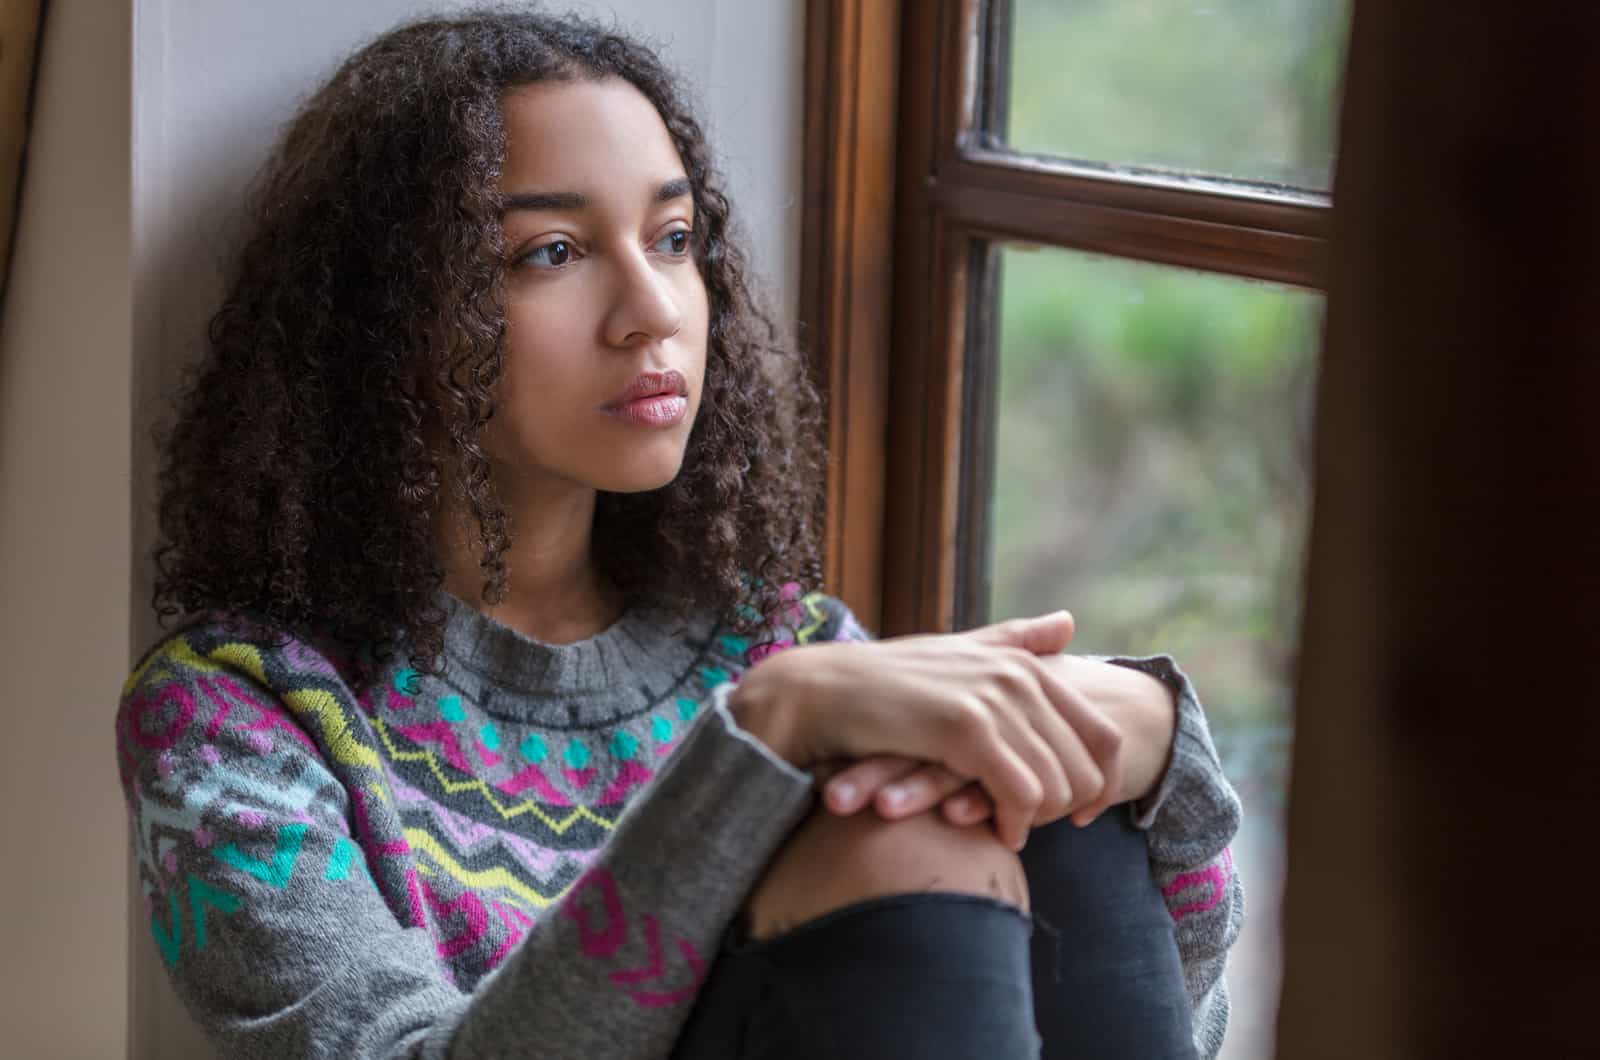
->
<box><xmin>683</xmin><ymin>275</ymin><xmax>712</xmax><ymax>375</ymax></box>
<box><xmin>502</xmin><ymin>303</ymin><xmax>584</xmax><ymax>395</ymax></box>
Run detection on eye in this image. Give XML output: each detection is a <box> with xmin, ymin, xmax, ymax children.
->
<box><xmin>653</xmin><ymin>229</ymin><xmax>695</xmax><ymax>257</ymax></box>
<box><xmin>521</xmin><ymin>239</ymin><xmax>577</xmax><ymax>270</ymax></box>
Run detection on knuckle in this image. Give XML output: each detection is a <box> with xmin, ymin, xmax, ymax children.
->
<box><xmin>994</xmin><ymin>663</ymin><xmax>1033</xmax><ymax>697</ymax></box>
<box><xmin>1015</xmin><ymin>770</ymin><xmax>1044</xmax><ymax>810</ymax></box>
<box><xmin>943</xmin><ymin>700</ymin><xmax>990</xmax><ymax>740</ymax></box>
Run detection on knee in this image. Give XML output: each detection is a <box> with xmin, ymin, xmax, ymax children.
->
<box><xmin>744</xmin><ymin>806</ymin><xmax>1029</xmax><ymax>940</ymax></box>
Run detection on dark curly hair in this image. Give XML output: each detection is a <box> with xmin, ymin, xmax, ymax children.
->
<box><xmin>152</xmin><ymin>7</ymin><xmax>826</xmax><ymax>675</ymax></box>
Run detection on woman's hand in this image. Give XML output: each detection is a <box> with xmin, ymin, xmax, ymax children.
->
<box><xmin>728</xmin><ymin>611</ymin><xmax>1124</xmax><ymax>851</ymax></box>
<box><xmin>818</xmin><ymin>655</ymin><xmax>1180</xmax><ymax>829</ymax></box>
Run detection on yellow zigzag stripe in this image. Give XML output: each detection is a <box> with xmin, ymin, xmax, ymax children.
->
<box><xmin>208</xmin><ymin>641</ymin><xmax>382</xmax><ymax>772</ymax></box>
<box><xmin>797</xmin><ymin>592</ymin><xmax>831</xmax><ymax>643</ymax></box>
<box><xmin>404</xmin><ymin>829</ymin><xmax>562</xmax><ymax>911</ymax></box>
<box><xmin>127</xmin><ymin>635</ymin><xmax>385</xmax><ymax>774</ymax></box>
<box><xmin>281</xmin><ymin>686</ymin><xmax>381</xmax><ymax>770</ymax></box>
<box><xmin>209</xmin><ymin>642</ymin><xmax>269</xmax><ymax>686</ymax></box>
<box><xmin>370</xmin><ymin>715</ymin><xmax>619</xmax><ymax>833</ymax></box>
<box><xmin>122</xmin><ymin>635</ymin><xmax>224</xmax><ymax>697</ymax></box>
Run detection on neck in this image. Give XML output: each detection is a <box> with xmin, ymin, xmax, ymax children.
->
<box><xmin>438</xmin><ymin>479</ymin><xmax>621</xmax><ymax>645</ymax></box>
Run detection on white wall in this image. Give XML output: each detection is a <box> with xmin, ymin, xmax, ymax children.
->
<box><xmin>125</xmin><ymin>2</ymin><xmax>806</xmax><ymax>1058</ymax></box>
<box><xmin>0</xmin><ymin>0</ymin><xmax>133</xmax><ymax>1056</ymax></box>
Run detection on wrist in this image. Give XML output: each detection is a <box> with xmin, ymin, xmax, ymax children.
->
<box><xmin>1062</xmin><ymin>655</ymin><xmax>1177</xmax><ymax>803</ymax></box>
<box><xmin>727</xmin><ymin>650</ymin><xmax>808</xmax><ymax>766</ymax></box>
<box><xmin>1107</xmin><ymin>666</ymin><xmax>1178</xmax><ymax>803</ymax></box>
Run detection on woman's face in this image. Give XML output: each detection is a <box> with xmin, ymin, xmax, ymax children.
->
<box><xmin>485</xmin><ymin>77</ymin><xmax>710</xmax><ymax>497</ymax></box>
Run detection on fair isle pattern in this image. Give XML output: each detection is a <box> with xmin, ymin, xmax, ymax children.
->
<box><xmin>115</xmin><ymin>592</ymin><xmax>1245</xmax><ymax>1058</ymax></box>
<box><xmin>117</xmin><ymin>592</ymin><xmax>860</xmax><ymax>984</ymax></box>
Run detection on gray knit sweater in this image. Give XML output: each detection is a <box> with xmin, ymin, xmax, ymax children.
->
<box><xmin>115</xmin><ymin>591</ymin><xmax>1242</xmax><ymax>1058</ymax></box>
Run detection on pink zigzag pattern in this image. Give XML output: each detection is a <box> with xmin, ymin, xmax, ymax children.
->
<box><xmin>351</xmin><ymin>787</ymin><xmax>409</xmax><ymax>858</ymax></box>
<box><xmin>393</xmin><ymin>720</ymin><xmax>475</xmax><ymax>774</ymax></box>
<box><xmin>487</xmin><ymin>899</ymin><xmax>536</xmax><ymax>971</ymax></box>
<box><xmin>596</xmin><ymin>760</ymin><xmax>655</xmax><ymax>807</ymax></box>
<box><xmin>1161</xmin><ymin>846</ymin><xmax>1234</xmax><ymax>922</ymax></box>
<box><xmin>387</xmin><ymin>770</ymin><xmax>584</xmax><ymax>883</ymax></box>
<box><xmin>421</xmin><ymin>875</ymin><xmax>489</xmax><ymax>959</ymax></box>
<box><xmin>495</xmin><ymin>763</ymin><xmax>572</xmax><ymax>805</ymax></box>
<box><xmin>562</xmin><ymin>867</ymin><xmax>707</xmax><ymax>1009</ymax></box>
<box><xmin>203</xmin><ymin>675</ymin><xmax>318</xmax><ymax>752</ymax></box>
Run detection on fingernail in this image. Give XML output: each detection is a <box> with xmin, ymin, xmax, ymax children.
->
<box><xmin>948</xmin><ymin>796</ymin><xmax>971</xmax><ymax>816</ymax></box>
<box><xmin>832</xmin><ymin>782</ymin><xmax>856</xmax><ymax>805</ymax></box>
<box><xmin>881</xmin><ymin>784</ymin><xmax>907</xmax><ymax>808</ymax></box>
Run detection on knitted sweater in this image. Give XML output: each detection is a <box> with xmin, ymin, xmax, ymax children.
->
<box><xmin>115</xmin><ymin>590</ymin><xmax>1243</xmax><ymax>1059</ymax></box>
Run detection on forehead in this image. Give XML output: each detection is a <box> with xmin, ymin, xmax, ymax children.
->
<box><xmin>498</xmin><ymin>77</ymin><xmax>687</xmax><ymax>196</ymax></box>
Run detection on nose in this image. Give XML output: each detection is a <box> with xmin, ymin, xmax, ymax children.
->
<box><xmin>602</xmin><ymin>245</ymin><xmax>684</xmax><ymax>348</ymax></box>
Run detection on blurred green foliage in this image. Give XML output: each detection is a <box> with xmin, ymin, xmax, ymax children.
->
<box><xmin>990</xmin><ymin>249</ymin><xmax>1319</xmax><ymax>736</ymax></box>
<box><xmin>1008</xmin><ymin>0</ymin><xmax>1348</xmax><ymax>188</ymax></box>
<box><xmin>990</xmin><ymin>0</ymin><xmax>1348</xmax><ymax>747</ymax></box>
<box><xmin>987</xmin><ymin>9</ymin><xmax>1349</xmax><ymax>1053</ymax></box>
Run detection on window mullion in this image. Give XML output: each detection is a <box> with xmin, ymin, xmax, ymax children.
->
<box><xmin>935</xmin><ymin>159</ymin><xmax>1330</xmax><ymax>288</ymax></box>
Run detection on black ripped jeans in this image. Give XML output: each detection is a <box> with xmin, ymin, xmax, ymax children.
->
<box><xmin>671</xmin><ymin>807</ymin><xmax>1197</xmax><ymax>1060</ymax></box>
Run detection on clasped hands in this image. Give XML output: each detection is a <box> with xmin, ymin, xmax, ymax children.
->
<box><xmin>731</xmin><ymin>611</ymin><xmax>1179</xmax><ymax>852</ymax></box>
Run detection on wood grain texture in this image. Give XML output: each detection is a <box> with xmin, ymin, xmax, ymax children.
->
<box><xmin>800</xmin><ymin>0</ymin><xmax>901</xmax><ymax>629</ymax></box>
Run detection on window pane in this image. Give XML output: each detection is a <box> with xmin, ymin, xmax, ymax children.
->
<box><xmin>1005</xmin><ymin>0</ymin><xmax>1350</xmax><ymax>190</ymax></box>
<box><xmin>987</xmin><ymin>245</ymin><xmax>1318</xmax><ymax>1060</ymax></box>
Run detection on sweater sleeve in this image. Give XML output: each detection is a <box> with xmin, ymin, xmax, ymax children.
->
<box><xmin>1099</xmin><ymin>653</ymin><xmax>1245</xmax><ymax>1060</ymax></box>
<box><xmin>116</xmin><ymin>633</ymin><xmax>814</xmax><ymax>1060</ymax></box>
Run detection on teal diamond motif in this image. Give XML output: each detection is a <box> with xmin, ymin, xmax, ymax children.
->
<box><xmin>610</xmin><ymin>730</ymin><xmax>639</xmax><ymax>761</ymax></box>
<box><xmin>519</xmin><ymin>733</ymin><xmax>548</xmax><ymax>764</ymax></box>
<box><xmin>652</xmin><ymin>715</ymin><xmax>673</xmax><ymax>742</ymax></box>
<box><xmin>479</xmin><ymin>722</ymin><xmax>500</xmax><ymax>751</ymax></box>
<box><xmin>564</xmin><ymin>739</ymin><xmax>591</xmax><ymax>769</ymax></box>
<box><xmin>677</xmin><ymin>696</ymin><xmax>699</xmax><ymax>722</ymax></box>
<box><xmin>699</xmin><ymin>666</ymin><xmax>729</xmax><ymax>689</ymax></box>
<box><xmin>438</xmin><ymin>694</ymin><xmax>465</xmax><ymax>723</ymax></box>
<box><xmin>719</xmin><ymin>635</ymin><xmax>749</xmax><ymax>657</ymax></box>
<box><xmin>393</xmin><ymin>668</ymin><xmax>421</xmax><ymax>695</ymax></box>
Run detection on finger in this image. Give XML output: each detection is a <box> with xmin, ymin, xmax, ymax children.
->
<box><xmin>940</xmin><ymin>782</ymin><xmax>995</xmax><ymax>826</ymax></box>
<box><xmin>1018</xmin><ymin>654</ymin><xmax>1113</xmax><ymax>823</ymax></box>
<box><xmin>964</xmin><ymin>610</ymin><xmax>1076</xmax><ymax>656</ymax></box>
<box><xmin>983</xmin><ymin>674</ymin><xmax>1076</xmax><ymax>826</ymax></box>
<box><xmin>1032</xmin><ymin>656</ymin><xmax>1123</xmax><ymax>824</ymax></box>
<box><xmin>821</xmin><ymin>755</ymin><xmax>921</xmax><ymax>815</ymax></box>
<box><xmin>871</xmin><ymin>763</ymin><xmax>972</xmax><ymax>819</ymax></box>
<box><xmin>937</xmin><ymin>706</ymin><xmax>1043</xmax><ymax>852</ymax></box>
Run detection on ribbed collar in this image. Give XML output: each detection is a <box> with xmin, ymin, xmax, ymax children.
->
<box><xmin>437</xmin><ymin>591</ymin><xmax>718</xmax><ymax>719</ymax></box>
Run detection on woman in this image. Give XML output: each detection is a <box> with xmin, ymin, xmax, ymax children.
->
<box><xmin>118</xmin><ymin>10</ymin><xmax>1241</xmax><ymax>1058</ymax></box>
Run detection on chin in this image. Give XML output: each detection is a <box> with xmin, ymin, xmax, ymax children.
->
<box><xmin>591</xmin><ymin>448</ymin><xmax>689</xmax><ymax>494</ymax></box>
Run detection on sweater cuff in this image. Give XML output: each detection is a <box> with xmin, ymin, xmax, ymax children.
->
<box><xmin>706</xmin><ymin>680</ymin><xmax>816</xmax><ymax>789</ymax></box>
<box><xmin>1096</xmin><ymin>653</ymin><xmax>1225</xmax><ymax>831</ymax></box>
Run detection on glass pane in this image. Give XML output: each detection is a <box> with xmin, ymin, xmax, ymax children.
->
<box><xmin>1005</xmin><ymin>0</ymin><xmax>1351</xmax><ymax>190</ymax></box>
<box><xmin>987</xmin><ymin>245</ymin><xmax>1319</xmax><ymax>1060</ymax></box>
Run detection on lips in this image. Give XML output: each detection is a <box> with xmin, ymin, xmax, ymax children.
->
<box><xmin>602</xmin><ymin>370</ymin><xmax>690</xmax><ymax>428</ymax></box>
<box><xmin>605</xmin><ymin>370</ymin><xmax>689</xmax><ymax>407</ymax></box>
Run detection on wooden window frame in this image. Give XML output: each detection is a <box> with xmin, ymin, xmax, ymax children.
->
<box><xmin>802</xmin><ymin>0</ymin><xmax>1332</xmax><ymax>636</ymax></box>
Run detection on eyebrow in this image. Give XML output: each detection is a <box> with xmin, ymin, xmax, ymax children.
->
<box><xmin>501</xmin><ymin>177</ymin><xmax>693</xmax><ymax>214</ymax></box>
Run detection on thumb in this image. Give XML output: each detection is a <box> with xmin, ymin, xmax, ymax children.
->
<box><xmin>964</xmin><ymin>610</ymin><xmax>1075</xmax><ymax>655</ymax></box>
